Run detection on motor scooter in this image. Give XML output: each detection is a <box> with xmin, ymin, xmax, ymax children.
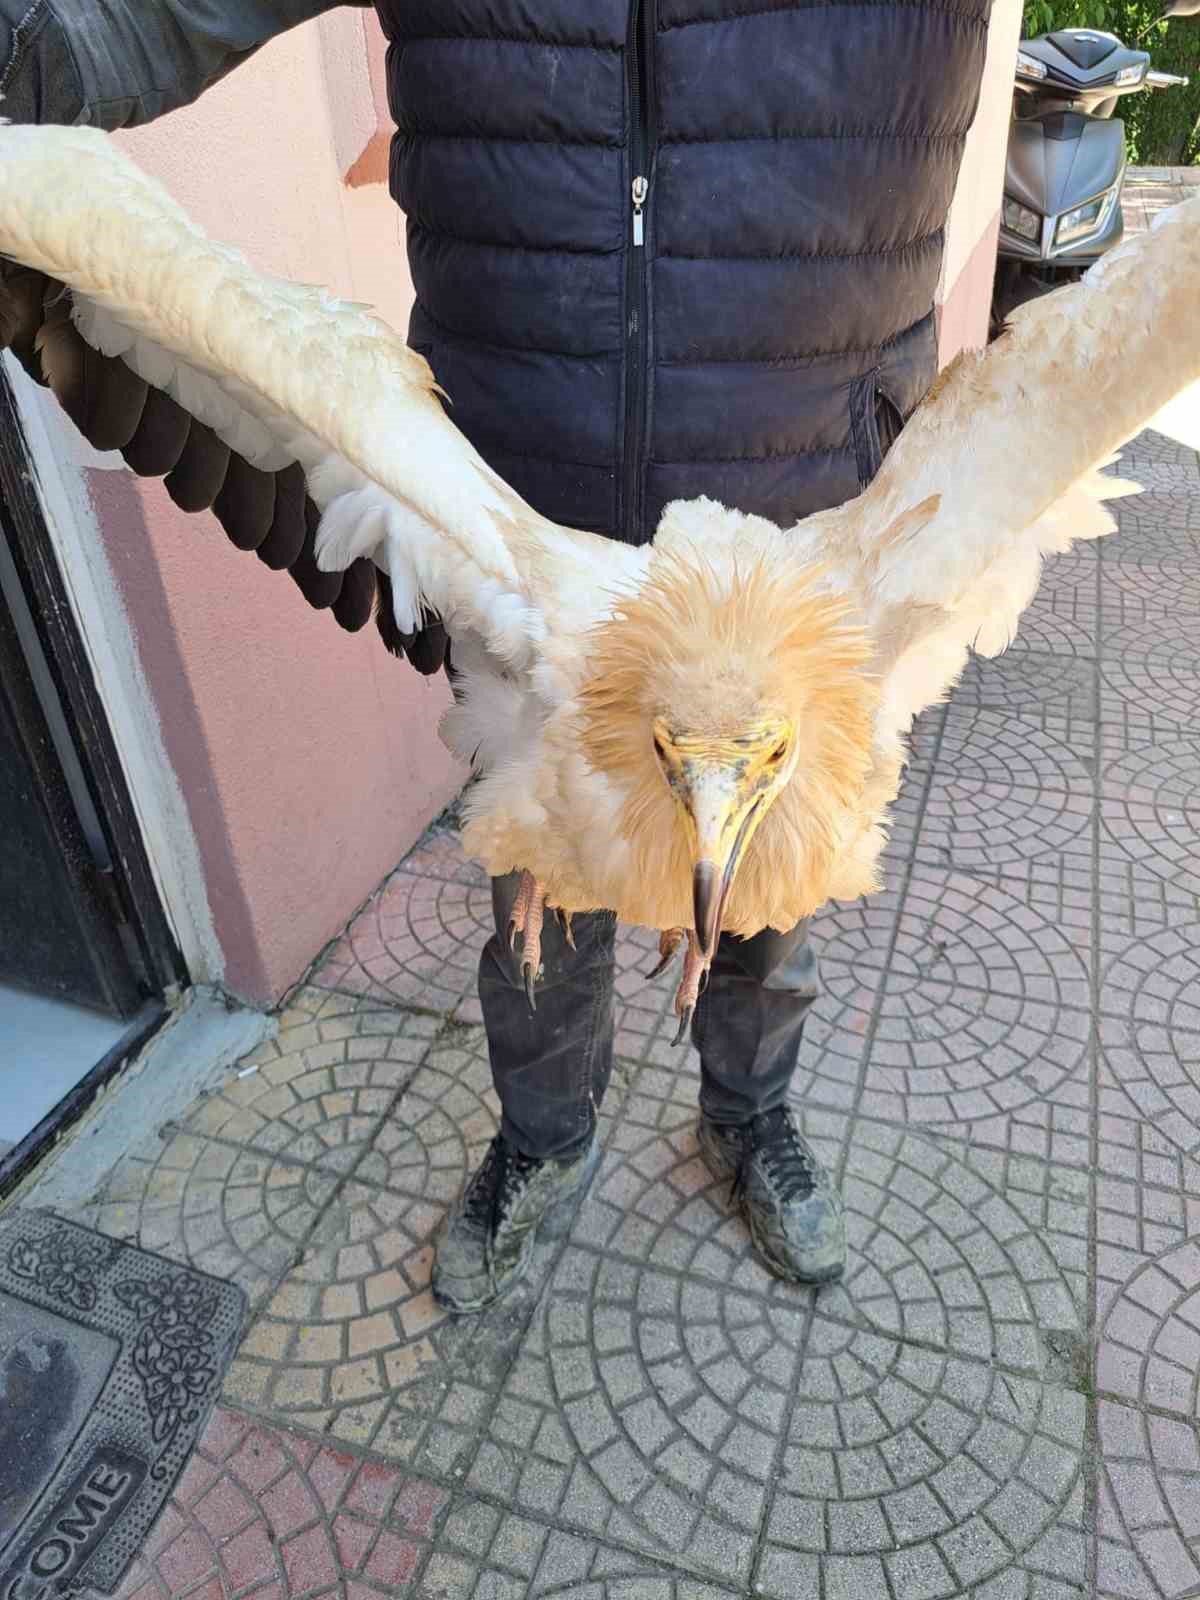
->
<box><xmin>993</xmin><ymin>30</ymin><xmax>1188</xmax><ymax>323</ymax></box>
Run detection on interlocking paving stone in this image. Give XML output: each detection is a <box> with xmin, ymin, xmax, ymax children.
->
<box><xmin>62</xmin><ymin>993</ymin><xmax>442</xmax><ymax>1305</ymax></box>
<box><xmin>222</xmin><ymin>1027</ymin><xmax>600</xmax><ymax>1473</ymax></box>
<box><xmin>115</xmin><ymin>1403</ymin><xmax>449</xmax><ymax>1600</ymax></box>
<box><xmin>1098</xmin><ymin>741</ymin><xmax>1200</xmax><ymax>898</ymax></box>
<box><xmin>847</xmin><ymin>867</ymin><xmax>1092</xmax><ymax>1136</ymax></box>
<box><xmin>1096</xmin><ymin>1400</ymin><xmax>1200</xmax><ymax>1600</ymax></box>
<box><xmin>1097</xmin><ymin>923</ymin><xmax>1200</xmax><ymax>1156</ymax></box>
<box><xmin>906</xmin><ymin>711</ymin><xmax>1095</xmax><ymax>873</ymax></box>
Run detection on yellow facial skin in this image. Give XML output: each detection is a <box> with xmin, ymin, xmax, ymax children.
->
<box><xmin>652</xmin><ymin>715</ymin><xmax>795</xmax><ymax>954</ymax></box>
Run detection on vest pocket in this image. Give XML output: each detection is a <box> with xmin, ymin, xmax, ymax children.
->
<box><xmin>850</xmin><ymin>369</ymin><xmax>904</xmax><ymax>490</ymax></box>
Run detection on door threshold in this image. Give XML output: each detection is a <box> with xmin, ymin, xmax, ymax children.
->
<box><xmin>0</xmin><ymin>1005</ymin><xmax>168</xmax><ymax>1201</ymax></box>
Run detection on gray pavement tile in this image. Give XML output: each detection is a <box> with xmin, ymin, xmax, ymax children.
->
<box><xmin>467</xmin><ymin>1241</ymin><xmax>797</xmax><ymax>1584</ymax></box>
<box><xmin>1098</xmin><ymin>615</ymin><xmax>1200</xmax><ymax>733</ymax></box>
<box><xmin>903</xmin><ymin>710</ymin><xmax>1095</xmax><ymax>877</ymax></box>
<box><xmin>759</xmin><ymin>1331</ymin><xmax>1089</xmax><ymax>1597</ymax></box>
<box><xmin>603</xmin><ymin>1072</ymin><xmax>1090</xmax><ymax>1361</ymax></box>
<box><xmin>1114</xmin><ymin>426</ymin><xmax>1200</xmax><ymax>470</ymax></box>
<box><xmin>1099</xmin><ymin>537</ymin><xmax>1200</xmax><ymax>622</ymax></box>
<box><xmin>1095</xmin><ymin>855</ymin><xmax>1198</xmax><ymax>946</ymax></box>
<box><xmin>417</xmin><ymin>1527</ymin><xmax>744</xmax><ymax>1599</ymax></box>
<box><xmin>1097</xmin><ymin>740</ymin><xmax>1200</xmax><ymax>900</ymax></box>
<box><xmin>58</xmin><ymin>992</ymin><xmax>441</xmax><ymax>1305</ymax></box>
<box><xmin>1022</xmin><ymin>561</ymin><xmax>1101</xmax><ymax>636</ymax></box>
<box><xmin>851</xmin><ymin>866</ymin><xmax>1091</xmax><ymax>1134</ymax></box>
<box><xmin>1095</xmin><ymin>1233</ymin><xmax>1200</xmax><ymax>1418</ymax></box>
<box><xmin>954</xmin><ymin>647</ymin><xmax>1096</xmax><ymax>722</ymax></box>
<box><xmin>220</xmin><ymin>1025</ymin><xmax>609</xmax><ymax>1474</ymax></box>
<box><xmin>460</xmin><ymin>1095</ymin><xmax>1094</xmax><ymax>1587</ymax></box>
<box><xmin>1110</xmin><ymin>488</ymin><xmax>1200</xmax><ymax>545</ymax></box>
<box><xmin>821</xmin><ymin>1123</ymin><xmax>1087</xmax><ymax>1365</ymax></box>
<box><xmin>1094</xmin><ymin>920</ymin><xmax>1200</xmax><ymax>1162</ymax></box>
<box><xmin>308</xmin><ymin>842</ymin><xmax>492</xmax><ymax>1017</ymax></box>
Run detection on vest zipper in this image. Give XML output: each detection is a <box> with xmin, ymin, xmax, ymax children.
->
<box><xmin>624</xmin><ymin>0</ymin><xmax>655</xmax><ymax>540</ymax></box>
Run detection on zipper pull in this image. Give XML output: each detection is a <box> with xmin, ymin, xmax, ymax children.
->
<box><xmin>631</xmin><ymin>175</ymin><xmax>648</xmax><ymax>246</ymax></box>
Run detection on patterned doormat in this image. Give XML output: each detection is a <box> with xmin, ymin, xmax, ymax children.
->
<box><xmin>0</xmin><ymin>1210</ymin><xmax>246</xmax><ymax>1595</ymax></box>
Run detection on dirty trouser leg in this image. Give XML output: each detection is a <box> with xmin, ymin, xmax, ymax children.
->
<box><xmin>692</xmin><ymin>920</ymin><xmax>819</xmax><ymax>1125</ymax></box>
<box><xmin>477</xmin><ymin>873</ymin><xmax>618</xmax><ymax>1161</ymax></box>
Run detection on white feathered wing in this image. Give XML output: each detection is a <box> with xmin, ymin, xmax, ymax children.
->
<box><xmin>0</xmin><ymin>122</ymin><xmax>626</xmax><ymax>680</ymax></box>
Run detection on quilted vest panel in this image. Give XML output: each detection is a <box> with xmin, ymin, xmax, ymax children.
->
<box><xmin>374</xmin><ymin>0</ymin><xmax>990</xmax><ymax>542</ymax></box>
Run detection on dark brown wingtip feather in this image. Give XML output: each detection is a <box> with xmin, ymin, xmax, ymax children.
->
<box><xmin>406</xmin><ymin>617</ymin><xmax>448</xmax><ymax>675</ymax></box>
<box><xmin>289</xmin><ymin>498</ymin><xmax>344</xmax><ymax>610</ymax></box>
<box><xmin>372</xmin><ymin>569</ymin><xmax>411</xmax><ymax>659</ymax></box>
<box><xmin>256</xmin><ymin>465</ymin><xmax>308</xmax><ymax>570</ymax></box>
<box><xmin>165</xmin><ymin>422</ymin><xmax>231</xmax><ymax>512</ymax></box>
<box><xmin>1</xmin><ymin>266</ymin><xmax>50</xmax><ymax>379</ymax></box>
<box><xmin>213</xmin><ymin>452</ymin><xmax>277</xmax><ymax>552</ymax></box>
<box><xmin>38</xmin><ymin>297</ymin><xmax>149</xmax><ymax>452</ymax></box>
<box><xmin>121</xmin><ymin>384</ymin><xmax>192</xmax><ymax>476</ymax></box>
<box><xmin>332</xmin><ymin>558</ymin><xmax>377</xmax><ymax>632</ymax></box>
<box><xmin>9</xmin><ymin>278</ymin><xmax>398</xmax><ymax>650</ymax></box>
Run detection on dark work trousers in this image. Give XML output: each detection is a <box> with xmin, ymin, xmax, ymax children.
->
<box><xmin>478</xmin><ymin>872</ymin><xmax>820</xmax><ymax>1161</ymax></box>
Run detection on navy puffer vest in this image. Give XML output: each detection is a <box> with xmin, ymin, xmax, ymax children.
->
<box><xmin>374</xmin><ymin>0</ymin><xmax>990</xmax><ymax>544</ymax></box>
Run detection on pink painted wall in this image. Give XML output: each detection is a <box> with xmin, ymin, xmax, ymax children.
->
<box><xmin>99</xmin><ymin>12</ymin><xmax>461</xmax><ymax>1005</ymax></box>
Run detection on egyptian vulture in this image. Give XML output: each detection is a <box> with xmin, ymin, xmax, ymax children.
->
<box><xmin>2</xmin><ymin>126</ymin><xmax>1196</xmax><ymax>1035</ymax></box>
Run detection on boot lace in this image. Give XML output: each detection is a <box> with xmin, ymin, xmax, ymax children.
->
<box><xmin>732</xmin><ymin>1108</ymin><xmax>816</xmax><ymax>1207</ymax></box>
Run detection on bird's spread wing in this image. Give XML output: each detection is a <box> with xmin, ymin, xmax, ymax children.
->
<box><xmin>0</xmin><ymin>124</ymin><xmax>607</xmax><ymax>677</ymax></box>
<box><xmin>841</xmin><ymin>193</ymin><xmax>1200</xmax><ymax>675</ymax></box>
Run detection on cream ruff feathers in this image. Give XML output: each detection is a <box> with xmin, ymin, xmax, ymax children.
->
<box><xmin>2</xmin><ymin>124</ymin><xmax>1198</xmax><ymax>982</ymax></box>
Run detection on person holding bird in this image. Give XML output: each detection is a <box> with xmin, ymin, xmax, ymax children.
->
<box><xmin>0</xmin><ymin>0</ymin><xmax>994</xmax><ymax>1311</ymax></box>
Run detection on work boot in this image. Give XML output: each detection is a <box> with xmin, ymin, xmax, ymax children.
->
<box><xmin>432</xmin><ymin>1133</ymin><xmax>598</xmax><ymax>1313</ymax></box>
<box><xmin>698</xmin><ymin>1106</ymin><xmax>846</xmax><ymax>1284</ymax></box>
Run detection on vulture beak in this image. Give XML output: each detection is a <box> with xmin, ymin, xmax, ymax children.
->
<box><xmin>684</xmin><ymin>762</ymin><xmax>765</xmax><ymax>958</ymax></box>
<box><xmin>653</xmin><ymin>715</ymin><xmax>792</xmax><ymax>958</ymax></box>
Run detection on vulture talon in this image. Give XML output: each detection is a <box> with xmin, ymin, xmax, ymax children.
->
<box><xmin>557</xmin><ymin>908</ymin><xmax>576</xmax><ymax>951</ymax></box>
<box><xmin>647</xmin><ymin>927</ymin><xmax>685</xmax><ymax>981</ymax></box>
<box><xmin>523</xmin><ymin>962</ymin><xmax>539</xmax><ymax>1014</ymax></box>
<box><xmin>508</xmin><ymin>870</ymin><xmax>547</xmax><ymax>1012</ymax></box>
<box><xmin>670</xmin><ymin>932</ymin><xmax>709</xmax><ymax>1048</ymax></box>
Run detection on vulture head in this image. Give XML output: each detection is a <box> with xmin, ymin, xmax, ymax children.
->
<box><xmin>577</xmin><ymin>540</ymin><xmax>878</xmax><ymax>956</ymax></box>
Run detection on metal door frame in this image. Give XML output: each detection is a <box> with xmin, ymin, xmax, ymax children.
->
<box><xmin>0</xmin><ymin>370</ymin><xmax>186</xmax><ymax>1012</ymax></box>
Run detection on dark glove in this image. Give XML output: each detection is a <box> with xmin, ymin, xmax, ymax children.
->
<box><xmin>0</xmin><ymin>264</ymin><xmax>446</xmax><ymax>660</ymax></box>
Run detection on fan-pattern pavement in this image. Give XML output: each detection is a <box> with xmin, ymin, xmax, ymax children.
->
<box><xmin>34</xmin><ymin>179</ymin><xmax>1200</xmax><ymax>1600</ymax></box>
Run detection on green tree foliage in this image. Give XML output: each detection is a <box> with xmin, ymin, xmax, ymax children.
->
<box><xmin>1020</xmin><ymin>1</ymin><xmax>1200</xmax><ymax>162</ymax></box>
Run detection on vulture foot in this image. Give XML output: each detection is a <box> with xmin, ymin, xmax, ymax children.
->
<box><xmin>508</xmin><ymin>869</ymin><xmax>547</xmax><ymax>1012</ymax></box>
<box><xmin>672</xmin><ymin>932</ymin><xmax>710</xmax><ymax>1048</ymax></box>
<box><xmin>646</xmin><ymin>927</ymin><xmax>685</xmax><ymax>980</ymax></box>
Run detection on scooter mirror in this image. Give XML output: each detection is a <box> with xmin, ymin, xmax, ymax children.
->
<box><xmin>1161</xmin><ymin>0</ymin><xmax>1200</xmax><ymax>18</ymax></box>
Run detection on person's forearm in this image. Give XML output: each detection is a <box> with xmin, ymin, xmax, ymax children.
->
<box><xmin>0</xmin><ymin>0</ymin><xmax>368</xmax><ymax>130</ymax></box>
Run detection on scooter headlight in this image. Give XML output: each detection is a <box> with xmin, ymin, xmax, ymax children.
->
<box><xmin>1002</xmin><ymin>195</ymin><xmax>1041</xmax><ymax>242</ymax></box>
<box><xmin>1016</xmin><ymin>49</ymin><xmax>1048</xmax><ymax>80</ymax></box>
<box><xmin>1055</xmin><ymin>186</ymin><xmax>1118</xmax><ymax>248</ymax></box>
<box><xmin>1113</xmin><ymin>62</ymin><xmax>1146</xmax><ymax>87</ymax></box>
